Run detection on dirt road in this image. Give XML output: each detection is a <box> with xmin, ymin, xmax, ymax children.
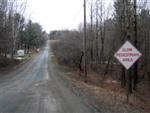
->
<box><xmin>0</xmin><ymin>41</ymin><xmax>96</xmax><ymax>113</ymax></box>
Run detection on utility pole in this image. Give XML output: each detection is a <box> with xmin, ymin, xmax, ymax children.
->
<box><xmin>83</xmin><ymin>0</ymin><xmax>87</xmax><ymax>83</ymax></box>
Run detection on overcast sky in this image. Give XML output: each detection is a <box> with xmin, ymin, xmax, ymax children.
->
<box><xmin>25</xmin><ymin>0</ymin><xmax>84</xmax><ymax>32</ymax></box>
<box><xmin>25</xmin><ymin>0</ymin><xmax>114</xmax><ymax>32</ymax></box>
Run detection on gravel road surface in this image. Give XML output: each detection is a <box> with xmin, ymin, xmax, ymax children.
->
<box><xmin>0</xmin><ymin>41</ymin><xmax>96</xmax><ymax>113</ymax></box>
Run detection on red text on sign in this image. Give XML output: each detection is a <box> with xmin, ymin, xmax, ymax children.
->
<box><xmin>122</xmin><ymin>48</ymin><xmax>132</xmax><ymax>52</ymax></box>
<box><xmin>115</xmin><ymin>53</ymin><xmax>140</xmax><ymax>57</ymax></box>
<box><xmin>122</xmin><ymin>58</ymin><xmax>133</xmax><ymax>62</ymax></box>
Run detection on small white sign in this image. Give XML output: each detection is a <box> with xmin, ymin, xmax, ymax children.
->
<box><xmin>114</xmin><ymin>41</ymin><xmax>142</xmax><ymax>70</ymax></box>
<box><xmin>17</xmin><ymin>50</ymin><xmax>25</xmax><ymax>57</ymax></box>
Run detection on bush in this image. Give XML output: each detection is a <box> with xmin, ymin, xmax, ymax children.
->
<box><xmin>50</xmin><ymin>30</ymin><xmax>83</xmax><ymax>68</ymax></box>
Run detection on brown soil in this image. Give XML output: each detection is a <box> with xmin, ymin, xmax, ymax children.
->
<box><xmin>62</xmin><ymin>65</ymin><xmax>150</xmax><ymax>113</ymax></box>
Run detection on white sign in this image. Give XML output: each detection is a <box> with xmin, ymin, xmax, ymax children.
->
<box><xmin>17</xmin><ymin>50</ymin><xmax>25</xmax><ymax>57</ymax></box>
<box><xmin>114</xmin><ymin>41</ymin><xmax>142</xmax><ymax>70</ymax></box>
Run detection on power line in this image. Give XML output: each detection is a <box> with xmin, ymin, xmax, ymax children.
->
<box><xmin>72</xmin><ymin>6</ymin><xmax>83</xmax><ymax>23</ymax></box>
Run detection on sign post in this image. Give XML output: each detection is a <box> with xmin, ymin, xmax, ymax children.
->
<box><xmin>114</xmin><ymin>40</ymin><xmax>142</xmax><ymax>102</ymax></box>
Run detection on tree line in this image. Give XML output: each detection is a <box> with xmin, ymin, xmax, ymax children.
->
<box><xmin>0</xmin><ymin>0</ymin><xmax>46</xmax><ymax>66</ymax></box>
<box><xmin>50</xmin><ymin>0</ymin><xmax>150</xmax><ymax>95</ymax></box>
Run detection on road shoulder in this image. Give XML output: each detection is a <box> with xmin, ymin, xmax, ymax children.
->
<box><xmin>50</xmin><ymin>55</ymin><xmax>146</xmax><ymax>113</ymax></box>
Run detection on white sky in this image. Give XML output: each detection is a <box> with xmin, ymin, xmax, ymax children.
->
<box><xmin>25</xmin><ymin>0</ymin><xmax>114</xmax><ymax>32</ymax></box>
<box><xmin>25</xmin><ymin>0</ymin><xmax>84</xmax><ymax>32</ymax></box>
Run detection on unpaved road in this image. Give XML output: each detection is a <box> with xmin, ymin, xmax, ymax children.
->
<box><xmin>0</xmin><ymin>41</ymin><xmax>96</xmax><ymax>113</ymax></box>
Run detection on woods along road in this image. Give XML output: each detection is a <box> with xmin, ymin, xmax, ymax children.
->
<box><xmin>0</xmin><ymin>41</ymin><xmax>96</xmax><ymax>113</ymax></box>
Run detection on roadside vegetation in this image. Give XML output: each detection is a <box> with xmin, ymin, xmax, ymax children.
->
<box><xmin>50</xmin><ymin>0</ymin><xmax>150</xmax><ymax>112</ymax></box>
<box><xmin>0</xmin><ymin>0</ymin><xmax>47</xmax><ymax>67</ymax></box>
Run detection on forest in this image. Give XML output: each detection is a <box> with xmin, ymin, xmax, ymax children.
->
<box><xmin>0</xmin><ymin>0</ymin><xmax>46</xmax><ymax>66</ymax></box>
<box><xmin>50</xmin><ymin>0</ymin><xmax>150</xmax><ymax>100</ymax></box>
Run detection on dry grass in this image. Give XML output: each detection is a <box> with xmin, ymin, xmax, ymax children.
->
<box><xmin>64</xmin><ymin>67</ymin><xmax>149</xmax><ymax>113</ymax></box>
